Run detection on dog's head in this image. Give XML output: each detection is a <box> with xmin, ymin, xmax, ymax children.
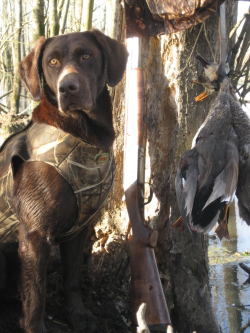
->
<box><xmin>19</xmin><ymin>30</ymin><xmax>128</xmax><ymax>116</ymax></box>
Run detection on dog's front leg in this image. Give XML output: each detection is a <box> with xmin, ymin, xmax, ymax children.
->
<box><xmin>19</xmin><ymin>224</ymin><xmax>50</xmax><ymax>333</ymax></box>
<box><xmin>60</xmin><ymin>229</ymin><xmax>97</xmax><ymax>332</ymax></box>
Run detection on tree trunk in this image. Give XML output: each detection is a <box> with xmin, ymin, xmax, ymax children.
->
<box><xmin>0</xmin><ymin>0</ymin><xmax>12</xmax><ymax>113</ymax></box>
<box><xmin>59</xmin><ymin>0</ymin><xmax>70</xmax><ymax>34</ymax></box>
<box><xmin>31</xmin><ymin>0</ymin><xmax>45</xmax><ymax>42</ymax></box>
<box><xmin>50</xmin><ymin>0</ymin><xmax>60</xmax><ymax>36</ymax></box>
<box><xmin>105</xmin><ymin>0</ymin><xmax>124</xmax><ymax>39</ymax></box>
<box><xmin>82</xmin><ymin>0</ymin><xmax>94</xmax><ymax>31</ymax></box>
<box><xmin>75</xmin><ymin>0</ymin><xmax>84</xmax><ymax>31</ymax></box>
<box><xmin>10</xmin><ymin>0</ymin><xmax>22</xmax><ymax>114</ymax></box>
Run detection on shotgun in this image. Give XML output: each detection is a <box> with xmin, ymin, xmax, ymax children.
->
<box><xmin>125</xmin><ymin>183</ymin><xmax>172</xmax><ymax>332</ymax></box>
<box><xmin>124</xmin><ymin>40</ymin><xmax>172</xmax><ymax>332</ymax></box>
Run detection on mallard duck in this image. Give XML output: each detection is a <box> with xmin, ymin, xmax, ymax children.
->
<box><xmin>175</xmin><ymin>59</ymin><xmax>239</xmax><ymax>236</ymax></box>
<box><xmin>204</xmin><ymin>65</ymin><xmax>250</xmax><ymax>227</ymax></box>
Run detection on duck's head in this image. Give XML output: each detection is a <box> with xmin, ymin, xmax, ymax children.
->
<box><xmin>195</xmin><ymin>55</ymin><xmax>230</xmax><ymax>102</ymax></box>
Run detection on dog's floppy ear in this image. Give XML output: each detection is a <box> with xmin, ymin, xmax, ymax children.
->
<box><xmin>91</xmin><ymin>30</ymin><xmax>128</xmax><ymax>87</ymax></box>
<box><xmin>19</xmin><ymin>36</ymin><xmax>46</xmax><ymax>101</ymax></box>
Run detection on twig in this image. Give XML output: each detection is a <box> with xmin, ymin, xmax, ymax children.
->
<box><xmin>0</xmin><ymin>21</ymin><xmax>28</xmax><ymax>50</ymax></box>
<box><xmin>0</xmin><ymin>90</ymin><xmax>13</xmax><ymax>100</ymax></box>
<box><xmin>230</xmin><ymin>13</ymin><xmax>250</xmax><ymax>70</ymax></box>
<box><xmin>229</xmin><ymin>13</ymin><xmax>247</xmax><ymax>39</ymax></box>
<box><xmin>0</xmin><ymin>102</ymin><xmax>9</xmax><ymax>111</ymax></box>
<box><xmin>240</xmin><ymin>320</ymin><xmax>250</xmax><ymax>333</ymax></box>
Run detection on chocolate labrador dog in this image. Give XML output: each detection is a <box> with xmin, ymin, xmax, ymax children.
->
<box><xmin>0</xmin><ymin>30</ymin><xmax>127</xmax><ymax>332</ymax></box>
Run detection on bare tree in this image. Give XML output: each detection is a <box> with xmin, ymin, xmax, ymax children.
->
<box><xmin>10</xmin><ymin>0</ymin><xmax>23</xmax><ymax>114</ymax></box>
<box><xmin>50</xmin><ymin>0</ymin><xmax>60</xmax><ymax>36</ymax></box>
<box><xmin>59</xmin><ymin>0</ymin><xmax>70</xmax><ymax>34</ymax></box>
<box><xmin>31</xmin><ymin>0</ymin><xmax>45</xmax><ymax>41</ymax></box>
<box><xmin>82</xmin><ymin>0</ymin><xmax>94</xmax><ymax>31</ymax></box>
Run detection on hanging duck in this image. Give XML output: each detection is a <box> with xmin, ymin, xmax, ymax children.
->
<box><xmin>175</xmin><ymin>57</ymin><xmax>239</xmax><ymax>238</ymax></box>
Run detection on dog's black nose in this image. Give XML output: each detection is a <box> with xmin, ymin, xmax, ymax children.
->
<box><xmin>59</xmin><ymin>78</ymin><xmax>79</xmax><ymax>95</ymax></box>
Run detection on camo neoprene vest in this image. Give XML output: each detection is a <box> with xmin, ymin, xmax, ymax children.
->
<box><xmin>0</xmin><ymin>122</ymin><xmax>115</xmax><ymax>243</ymax></box>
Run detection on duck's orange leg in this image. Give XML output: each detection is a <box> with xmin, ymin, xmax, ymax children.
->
<box><xmin>215</xmin><ymin>205</ymin><xmax>230</xmax><ymax>240</ymax></box>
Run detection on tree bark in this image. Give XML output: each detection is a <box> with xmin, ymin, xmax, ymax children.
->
<box><xmin>59</xmin><ymin>0</ymin><xmax>70</xmax><ymax>34</ymax></box>
<box><xmin>105</xmin><ymin>0</ymin><xmax>123</xmax><ymax>39</ymax></box>
<box><xmin>50</xmin><ymin>0</ymin><xmax>60</xmax><ymax>36</ymax></box>
<box><xmin>10</xmin><ymin>0</ymin><xmax>22</xmax><ymax>114</ymax></box>
<box><xmin>82</xmin><ymin>0</ymin><xmax>94</xmax><ymax>31</ymax></box>
<box><xmin>31</xmin><ymin>0</ymin><xmax>45</xmax><ymax>42</ymax></box>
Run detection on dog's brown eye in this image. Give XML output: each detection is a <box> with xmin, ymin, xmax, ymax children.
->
<box><xmin>80</xmin><ymin>54</ymin><xmax>90</xmax><ymax>61</ymax></box>
<box><xmin>49</xmin><ymin>58</ymin><xmax>60</xmax><ymax>66</ymax></box>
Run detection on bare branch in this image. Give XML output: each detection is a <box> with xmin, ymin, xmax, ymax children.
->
<box><xmin>0</xmin><ymin>90</ymin><xmax>13</xmax><ymax>100</ymax></box>
<box><xmin>229</xmin><ymin>12</ymin><xmax>248</xmax><ymax>39</ymax></box>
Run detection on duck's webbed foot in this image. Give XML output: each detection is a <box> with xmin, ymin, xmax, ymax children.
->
<box><xmin>215</xmin><ymin>205</ymin><xmax>230</xmax><ymax>240</ymax></box>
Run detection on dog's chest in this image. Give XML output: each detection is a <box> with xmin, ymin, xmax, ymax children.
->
<box><xmin>0</xmin><ymin>123</ymin><xmax>115</xmax><ymax>242</ymax></box>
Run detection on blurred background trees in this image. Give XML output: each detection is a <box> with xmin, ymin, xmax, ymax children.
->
<box><xmin>0</xmin><ymin>0</ymin><xmax>112</xmax><ymax>138</ymax></box>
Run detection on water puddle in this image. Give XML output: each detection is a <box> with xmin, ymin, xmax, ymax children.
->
<box><xmin>209</xmin><ymin>203</ymin><xmax>250</xmax><ymax>332</ymax></box>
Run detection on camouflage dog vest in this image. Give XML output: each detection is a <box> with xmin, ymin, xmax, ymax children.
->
<box><xmin>0</xmin><ymin>122</ymin><xmax>115</xmax><ymax>243</ymax></box>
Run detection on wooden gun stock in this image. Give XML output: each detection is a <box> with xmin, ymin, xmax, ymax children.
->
<box><xmin>125</xmin><ymin>182</ymin><xmax>171</xmax><ymax>331</ymax></box>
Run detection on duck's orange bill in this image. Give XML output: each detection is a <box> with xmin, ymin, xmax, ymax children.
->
<box><xmin>195</xmin><ymin>90</ymin><xmax>209</xmax><ymax>102</ymax></box>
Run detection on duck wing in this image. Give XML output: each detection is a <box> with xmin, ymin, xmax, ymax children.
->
<box><xmin>175</xmin><ymin>149</ymin><xmax>199</xmax><ymax>222</ymax></box>
<box><xmin>202</xmin><ymin>141</ymin><xmax>239</xmax><ymax>209</ymax></box>
<box><xmin>190</xmin><ymin>137</ymin><xmax>238</xmax><ymax>232</ymax></box>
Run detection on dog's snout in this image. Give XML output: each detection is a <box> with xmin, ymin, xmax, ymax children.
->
<box><xmin>58</xmin><ymin>72</ymin><xmax>94</xmax><ymax>112</ymax></box>
<box><xmin>59</xmin><ymin>78</ymin><xmax>80</xmax><ymax>95</ymax></box>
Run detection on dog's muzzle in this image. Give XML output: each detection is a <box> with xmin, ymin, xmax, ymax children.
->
<box><xmin>58</xmin><ymin>72</ymin><xmax>94</xmax><ymax>114</ymax></box>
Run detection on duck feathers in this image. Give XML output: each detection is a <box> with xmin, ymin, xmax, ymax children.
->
<box><xmin>175</xmin><ymin>78</ymin><xmax>239</xmax><ymax>233</ymax></box>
